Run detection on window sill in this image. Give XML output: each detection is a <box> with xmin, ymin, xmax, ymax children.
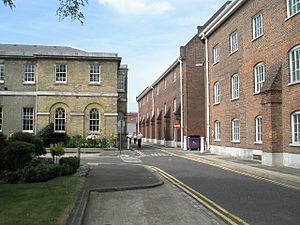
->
<box><xmin>288</xmin><ymin>80</ymin><xmax>300</xmax><ymax>86</ymax></box>
<box><xmin>23</xmin><ymin>130</ymin><xmax>34</xmax><ymax>133</ymax></box>
<box><xmin>214</xmin><ymin>139</ymin><xmax>221</xmax><ymax>142</ymax></box>
<box><xmin>89</xmin><ymin>82</ymin><xmax>101</xmax><ymax>86</ymax></box>
<box><xmin>0</xmin><ymin>80</ymin><xmax>4</xmax><ymax>84</ymax></box>
<box><xmin>23</xmin><ymin>82</ymin><xmax>35</xmax><ymax>85</ymax></box>
<box><xmin>253</xmin><ymin>92</ymin><xmax>261</xmax><ymax>96</ymax></box>
<box><xmin>289</xmin><ymin>143</ymin><xmax>300</xmax><ymax>147</ymax></box>
<box><xmin>118</xmin><ymin>89</ymin><xmax>125</xmax><ymax>93</ymax></box>
<box><xmin>230</xmin><ymin>97</ymin><xmax>239</xmax><ymax>102</ymax></box>
<box><xmin>88</xmin><ymin>132</ymin><xmax>100</xmax><ymax>134</ymax></box>
<box><xmin>229</xmin><ymin>49</ymin><xmax>238</xmax><ymax>56</ymax></box>
<box><xmin>231</xmin><ymin>140</ymin><xmax>240</xmax><ymax>143</ymax></box>
<box><xmin>213</xmin><ymin>61</ymin><xmax>219</xmax><ymax>66</ymax></box>
<box><xmin>251</xmin><ymin>34</ymin><xmax>264</xmax><ymax>42</ymax></box>
<box><xmin>285</xmin><ymin>11</ymin><xmax>300</xmax><ymax>22</ymax></box>
<box><xmin>254</xmin><ymin>141</ymin><xmax>262</xmax><ymax>145</ymax></box>
<box><xmin>54</xmin><ymin>131</ymin><xmax>66</xmax><ymax>133</ymax></box>
<box><xmin>55</xmin><ymin>82</ymin><xmax>67</xmax><ymax>85</ymax></box>
<box><xmin>213</xmin><ymin>102</ymin><xmax>220</xmax><ymax>106</ymax></box>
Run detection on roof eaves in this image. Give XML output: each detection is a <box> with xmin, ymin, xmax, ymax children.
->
<box><xmin>200</xmin><ymin>0</ymin><xmax>247</xmax><ymax>39</ymax></box>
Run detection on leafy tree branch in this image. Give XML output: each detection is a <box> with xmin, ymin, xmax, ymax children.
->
<box><xmin>1</xmin><ymin>0</ymin><xmax>88</xmax><ymax>24</ymax></box>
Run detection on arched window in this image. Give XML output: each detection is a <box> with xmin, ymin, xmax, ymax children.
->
<box><xmin>89</xmin><ymin>108</ymin><xmax>99</xmax><ymax>133</ymax></box>
<box><xmin>54</xmin><ymin>108</ymin><xmax>65</xmax><ymax>132</ymax></box>
<box><xmin>254</xmin><ymin>62</ymin><xmax>265</xmax><ymax>94</ymax></box>
<box><xmin>289</xmin><ymin>45</ymin><xmax>300</xmax><ymax>84</ymax></box>
<box><xmin>292</xmin><ymin>111</ymin><xmax>300</xmax><ymax>144</ymax></box>
<box><xmin>255</xmin><ymin>116</ymin><xmax>262</xmax><ymax>143</ymax></box>
<box><xmin>214</xmin><ymin>82</ymin><xmax>221</xmax><ymax>104</ymax></box>
<box><xmin>214</xmin><ymin>121</ymin><xmax>221</xmax><ymax>141</ymax></box>
<box><xmin>232</xmin><ymin>119</ymin><xmax>240</xmax><ymax>142</ymax></box>
<box><xmin>231</xmin><ymin>74</ymin><xmax>239</xmax><ymax>100</ymax></box>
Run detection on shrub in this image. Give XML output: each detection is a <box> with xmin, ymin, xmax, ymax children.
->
<box><xmin>61</xmin><ymin>164</ymin><xmax>73</xmax><ymax>176</ymax></box>
<box><xmin>38</xmin><ymin>123</ymin><xmax>69</xmax><ymax>147</ymax></box>
<box><xmin>22</xmin><ymin>166</ymin><xmax>38</xmax><ymax>183</ymax></box>
<box><xmin>3</xmin><ymin>141</ymin><xmax>35</xmax><ymax>171</ymax></box>
<box><xmin>59</xmin><ymin>156</ymin><xmax>80</xmax><ymax>174</ymax></box>
<box><xmin>66</xmin><ymin>135</ymin><xmax>115</xmax><ymax>148</ymax></box>
<box><xmin>50</xmin><ymin>146</ymin><xmax>65</xmax><ymax>161</ymax></box>
<box><xmin>22</xmin><ymin>164</ymin><xmax>62</xmax><ymax>183</ymax></box>
<box><xmin>0</xmin><ymin>132</ymin><xmax>7</xmax><ymax>149</ymax></box>
<box><xmin>65</xmin><ymin>135</ymin><xmax>87</xmax><ymax>148</ymax></box>
<box><xmin>9</xmin><ymin>132</ymin><xmax>46</xmax><ymax>156</ymax></box>
<box><xmin>5</xmin><ymin>171</ymin><xmax>21</xmax><ymax>184</ymax></box>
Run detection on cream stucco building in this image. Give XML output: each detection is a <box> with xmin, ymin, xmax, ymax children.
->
<box><xmin>0</xmin><ymin>44</ymin><xmax>128</xmax><ymax>139</ymax></box>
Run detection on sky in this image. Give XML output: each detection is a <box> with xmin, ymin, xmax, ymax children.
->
<box><xmin>0</xmin><ymin>0</ymin><xmax>226</xmax><ymax>112</ymax></box>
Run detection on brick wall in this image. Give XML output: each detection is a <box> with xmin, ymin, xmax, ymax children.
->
<box><xmin>206</xmin><ymin>0</ymin><xmax>300</xmax><ymax>162</ymax></box>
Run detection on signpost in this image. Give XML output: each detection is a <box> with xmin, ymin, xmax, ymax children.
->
<box><xmin>174</xmin><ymin>124</ymin><xmax>180</xmax><ymax>128</ymax></box>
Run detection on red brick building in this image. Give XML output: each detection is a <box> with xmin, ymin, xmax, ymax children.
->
<box><xmin>136</xmin><ymin>27</ymin><xmax>206</xmax><ymax>148</ymax></box>
<box><xmin>201</xmin><ymin>0</ymin><xmax>300</xmax><ymax>168</ymax></box>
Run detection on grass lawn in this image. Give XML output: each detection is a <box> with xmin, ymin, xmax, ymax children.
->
<box><xmin>0</xmin><ymin>176</ymin><xmax>85</xmax><ymax>225</ymax></box>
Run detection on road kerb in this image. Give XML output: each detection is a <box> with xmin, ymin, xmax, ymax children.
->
<box><xmin>159</xmin><ymin>149</ymin><xmax>300</xmax><ymax>191</ymax></box>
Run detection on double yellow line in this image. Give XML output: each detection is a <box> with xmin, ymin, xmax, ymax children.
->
<box><xmin>135</xmin><ymin>150</ymin><xmax>145</xmax><ymax>157</ymax></box>
<box><xmin>151</xmin><ymin>166</ymin><xmax>249</xmax><ymax>225</ymax></box>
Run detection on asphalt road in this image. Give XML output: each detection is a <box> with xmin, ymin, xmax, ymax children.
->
<box><xmin>138</xmin><ymin>146</ymin><xmax>300</xmax><ymax>225</ymax></box>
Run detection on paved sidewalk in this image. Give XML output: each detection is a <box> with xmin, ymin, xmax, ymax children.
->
<box><xmin>145</xmin><ymin>144</ymin><xmax>300</xmax><ymax>190</ymax></box>
<box><xmin>66</xmin><ymin>151</ymin><xmax>227</xmax><ymax>225</ymax></box>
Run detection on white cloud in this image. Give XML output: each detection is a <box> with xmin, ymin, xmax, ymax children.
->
<box><xmin>98</xmin><ymin>0</ymin><xmax>172</xmax><ymax>16</ymax></box>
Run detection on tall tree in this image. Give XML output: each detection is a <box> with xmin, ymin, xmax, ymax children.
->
<box><xmin>2</xmin><ymin>0</ymin><xmax>88</xmax><ymax>24</ymax></box>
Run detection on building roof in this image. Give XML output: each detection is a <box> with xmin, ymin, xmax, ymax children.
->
<box><xmin>200</xmin><ymin>0</ymin><xmax>247</xmax><ymax>38</ymax></box>
<box><xmin>0</xmin><ymin>44</ymin><xmax>120</xmax><ymax>59</ymax></box>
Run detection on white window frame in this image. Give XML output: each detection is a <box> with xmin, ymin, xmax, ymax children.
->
<box><xmin>55</xmin><ymin>64</ymin><xmax>67</xmax><ymax>83</ymax></box>
<box><xmin>254</xmin><ymin>63</ymin><xmax>265</xmax><ymax>94</ymax></box>
<box><xmin>231</xmin><ymin>74</ymin><xmax>240</xmax><ymax>100</ymax></box>
<box><xmin>252</xmin><ymin>13</ymin><xmax>263</xmax><ymax>40</ymax></box>
<box><xmin>24</xmin><ymin>64</ymin><xmax>35</xmax><ymax>84</ymax></box>
<box><xmin>157</xmin><ymin>86</ymin><xmax>160</xmax><ymax>95</ymax></box>
<box><xmin>0</xmin><ymin>107</ymin><xmax>2</xmax><ymax>132</ymax></box>
<box><xmin>164</xmin><ymin>103</ymin><xmax>167</xmax><ymax>115</ymax></box>
<box><xmin>54</xmin><ymin>108</ymin><xmax>66</xmax><ymax>132</ymax></box>
<box><xmin>0</xmin><ymin>64</ymin><xmax>4</xmax><ymax>83</ymax></box>
<box><xmin>255</xmin><ymin>116</ymin><xmax>262</xmax><ymax>143</ymax></box>
<box><xmin>90</xmin><ymin>64</ymin><xmax>101</xmax><ymax>84</ymax></box>
<box><xmin>292</xmin><ymin>111</ymin><xmax>300</xmax><ymax>144</ymax></box>
<box><xmin>22</xmin><ymin>107</ymin><xmax>34</xmax><ymax>132</ymax></box>
<box><xmin>230</xmin><ymin>31</ymin><xmax>238</xmax><ymax>53</ymax></box>
<box><xmin>173</xmin><ymin>71</ymin><xmax>176</xmax><ymax>82</ymax></box>
<box><xmin>213</xmin><ymin>44</ymin><xmax>220</xmax><ymax>64</ymax></box>
<box><xmin>289</xmin><ymin>45</ymin><xmax>300</xmax><ymax>84</ymax></box>
<box><xmin>214</xmin><ymin>82</ymin><xmax>221</xmax><ymax>104</ymax></box>
<box><xmin>156</xmin><ymin>107</ymin><xmax>160</xmax><ymax>116</ymax></box>
<box><xmin>287</xmin><ymin>0</ymin><xmax>300</xmax><ymax>17</ymax></box>
<box><xmin>232</xmin><ymin>119</ymin><xmax>240</xmax><ymax>142</ymax></box>
<box><xmin>164</xmin><ymin>79</ymin><xmax>167</xmax><ymax>89</ymax></box>
<box><xmin>89</xmin><ymin>108</ymin><xmax>100</xmax><ymax>133</ymax></box>
<box><xmin>214</xmin><ymin>121</ymin><xmax>221</xmax><ymax>141</ymax></box>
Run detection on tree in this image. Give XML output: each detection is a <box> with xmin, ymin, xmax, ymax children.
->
<box><xmin>2</xmin><ymin>0</ymin><xmax>88</xmax><ymax>24</ymax></box>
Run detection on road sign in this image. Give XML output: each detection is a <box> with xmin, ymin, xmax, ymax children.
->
<box><xmin>174</xmin><ymin>124</ymin><xmax>180</xmax><ymax>128</ymax></box>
